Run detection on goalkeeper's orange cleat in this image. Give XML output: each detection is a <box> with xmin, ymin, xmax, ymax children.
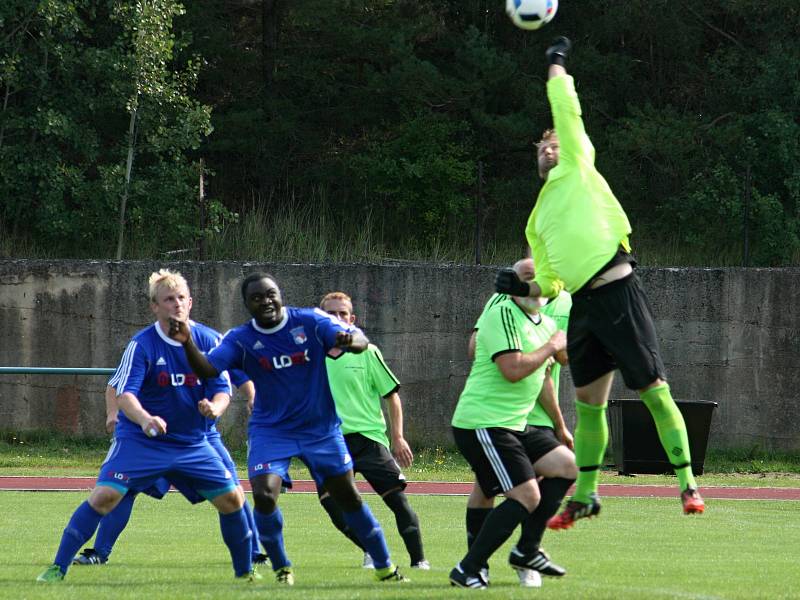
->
<box><xmin>681</xmin><ymin>488</ymin><xmax>705</xmax><ymax>514</ymax></box>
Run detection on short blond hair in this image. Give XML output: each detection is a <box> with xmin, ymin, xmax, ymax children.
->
<box><xmin>537</xmin><ymin>128</ymin><xmax>557</xmax><ymax>147</ymax></box>
<box><xmin>319</xmin><ymin>291</ymin><xmax>353</xmax><ymax>310</ymax></box>
<box><xmin>148</xmin><ymin>269</ymin><xmax>189</xmax><ymax>303</ymax></box>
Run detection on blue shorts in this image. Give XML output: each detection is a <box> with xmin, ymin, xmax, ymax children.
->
<box><xmin>97</xmin><ymin>436</ymin><xmax>237</xmax><ymax>501</ymax></box>
<box><xmin>207</xmin><ymin>432</ymin><xmax>241</xmax><ymax>486</ymax></box>
<box><xmin>248</xmin><ymin>428</ymin><xmax>352</xmax><ymax>486</ymax></box>
<box><xmin>135</xmin><ymin>434</ymin><xmax>241</xmax><ymax>504</ymax></box>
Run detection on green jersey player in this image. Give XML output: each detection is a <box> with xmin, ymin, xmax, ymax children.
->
<box><xmin>449</xmin><ymin>260</ymin><xmax>576</xmax><ymax>589</ymax></box>
<box><xmin>317</xmin><ymin>292</ymin><xmax>428</xmax><ymax>570</ymax></box>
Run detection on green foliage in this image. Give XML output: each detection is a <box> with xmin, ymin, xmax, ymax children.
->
<box><xmin>0</xmin><ymin>0</ymin><xmax>214</xmax><ymax>257</ymax></box>
<box><xmin>348</xmin><ymin>115</ymin><xmax>475</xmax><ymax>243</ymax></box>
<box><xmin>2</xmin><ymin>0</ymin><xmax>800</xmax><ymax>264</ymax></box>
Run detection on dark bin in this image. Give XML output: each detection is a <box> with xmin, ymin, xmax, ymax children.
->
<box><xmin>608</xmin><ymin>399</ymin><xmax>718</xmax><ymax>475</ymax></box>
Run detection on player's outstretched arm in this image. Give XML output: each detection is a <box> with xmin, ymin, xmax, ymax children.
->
<box><xmin>335</xmin><ymin>329</ymin><xmax>369</xmax><ymax>353</ymax></box>
<box><xmin>546</xmin><ymin>36</ymin><xmax>570</xmax><ymax>80</ymax></box>
<box><xmin>168</xmin><ymin>318</ymin><xmax>220</xmax><ymax>378</ymax></box>
<box><xmin>385</xmin><ymin>392</ymin><xmax>413</xmax><ymax>468</ymax></box>
<box><xmin>117</xmin><ymin>391</ymin><xmax>167</xmax><ymax>437</ymax></box>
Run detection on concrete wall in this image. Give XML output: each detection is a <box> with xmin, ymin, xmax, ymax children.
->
<box><xmin>0</xmin><ymin>260</ymin><xmax>798</xmax><ymax>451</ymax></box>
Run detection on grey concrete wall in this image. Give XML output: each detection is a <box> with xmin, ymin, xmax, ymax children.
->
<box><xmin>0</xmin><ymin>260</ymin><xmax>798</xmax><ymax>451</ymax></box>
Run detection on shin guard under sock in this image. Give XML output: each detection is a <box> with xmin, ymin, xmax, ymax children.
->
<box><xmin>640</xmin><ymin>383</ymin><xmax>697</xmax><ymax>490</ymax></box>
<box><xmin>572</xmin><ymin>399</ymin><xmax>608</xmax><ymax>503</ymax></box>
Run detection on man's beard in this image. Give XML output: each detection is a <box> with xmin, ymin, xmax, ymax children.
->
<box><xmin>515</xmin><ymin>295</ymin><xmax>547</xmax><ymax>313</ymax></box>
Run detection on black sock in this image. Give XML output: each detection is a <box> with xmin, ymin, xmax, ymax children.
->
<box><xmin>319</xmin><ymin>495</ymin><xmax>365</xmax><ymax>551</ymax></box>
<box><xmin>517</xmin><ymin>477</ymin><xmax>573</xmax><ymax>555</ymax></box>
<box><xmin>461</xmin><ymin>499</ymin><xmax>530</xmax><ymax>575</ymax></box>
<box><xmin>466</xmin><ymin>507</ymin><xmax>492</xmax><ymax>550</ymax></box>
<box><xmin>383</xmin><ymin>490</ymin><xmax>424</xmax><ymax>565</ymax></box>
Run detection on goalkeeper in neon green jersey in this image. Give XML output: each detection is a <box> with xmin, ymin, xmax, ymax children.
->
<box><xmin>495</xmin><ymin>37</ymin><xmax>705</xmax><ymax>528</ymax></box>
<box><xmin>315</xmin><ymin>291</ymin><xmax>428</xmax><ymax>570</ymax></box>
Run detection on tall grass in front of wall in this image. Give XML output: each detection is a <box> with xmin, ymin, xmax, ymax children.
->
<box><xmin>204</xmin><ymin>192</ymin><xmax>513</xmax><ymax>265</ymax></box>
<box><xmin>0</xmin><ymin>196</ymin><xmax>783</xmax><ymax>267</ymax></box>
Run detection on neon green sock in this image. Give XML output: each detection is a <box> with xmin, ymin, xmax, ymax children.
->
<box><xmin>639</xmin><ymin>384</ymin><xmax>697</xmax><ymax>491</ymax></box>
<box><xmin>572</xmin><ymin>399</ymin><xmax>608</xmax><ymax>504</ymax></box>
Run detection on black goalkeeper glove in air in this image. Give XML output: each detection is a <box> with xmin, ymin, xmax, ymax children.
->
<box><xmin>546</xmin><ymin>36</ymin><xmax>572</xmax><ymax>67</ymax></box>
<box><xmin>495</xmin><ymin>269</ymin><xmax>530</xmax><ymax>297</ymax></box>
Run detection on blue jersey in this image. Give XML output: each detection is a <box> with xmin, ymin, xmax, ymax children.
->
<box><xmin>207</xmin><ymin>307</ymin><xmax>357</xmax><ymax>438</ymax></box>
<box><xmin>109</xmin><ymin>320</ymin><xmax>232</xmax><ymax>445</ymax></box>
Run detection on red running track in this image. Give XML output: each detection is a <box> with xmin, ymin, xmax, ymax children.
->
<box><xmin>1</xmin><ymin>477</ymin><xmax>798</xmax><ymax>500</ymax></box>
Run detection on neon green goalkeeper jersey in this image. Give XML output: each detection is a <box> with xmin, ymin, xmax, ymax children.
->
<box><xmin>453</xmin><ymin>296</ymin><xmax>556</xmax><ymax>431</ymax></box>
<box><xmin>326</xmin><ymin>344</ymin><xmax>399</xmax><ymax>448</ymax></box>
<box><xmin>527</xmin><ymin>290</ymin><xmax>572</xmax><ymax>427</ymax></box>
<box><xmin>526</xmin><ymin>74</ymin><xmax>632</xmax><ymax>297</ymax></box>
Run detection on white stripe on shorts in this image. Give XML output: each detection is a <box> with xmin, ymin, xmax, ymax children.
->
<box><xmin>476</xmin><ymin>428</ymin><xmax>513</xmax><ymax>492</ymax></box>
<box><xmin>101</xmin><ymin>438</ymin><xmax>120</xmax><ymax>466</ymax></box>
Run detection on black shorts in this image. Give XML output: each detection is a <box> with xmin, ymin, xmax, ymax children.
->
<box><xmin>523</xmin><ymin>425</ymin><xmax>561</xmax><ymax>458</ymax></box>
<box><xmin>452</xmin><ymin>426</ymin><xmax>559</xmax><ymax>499</ymax></box>
<box><xmin>345</xmin><ymin>432</ymin><xmax>407</xmax><ymax>496</ymax></box>
<box><xmin>568</xmin><ymin>272</ymin><xmax>666</xmax><ymax>390</ymax></box>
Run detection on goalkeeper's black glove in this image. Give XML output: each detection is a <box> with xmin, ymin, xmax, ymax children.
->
<box><xmin>546</xmin><ymin>36</ymin><xmax>572</xmax><ymax>67</ymax></box>
<box><xmin>495</xmin><ymin>268</ymin><xmax>530</xmax><ymax>297</ymax></box>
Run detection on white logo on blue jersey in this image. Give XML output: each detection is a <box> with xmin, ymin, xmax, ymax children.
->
<box><xmin>290</xmin><ymin>326</ymin><xmax>307</xmax><ymax>345</ymax></box>
<box><xmin>156</xmin><ymin>357</ymin><xmax>166</xmax><ymax>365</ymax></box>
<box><xmin>253</xmin><ymin>341</ymin><xmax>264</xmax><ymax>349</ymax></box>
<box><xmin>258</xmin><ymin>349</ymin><xmax>310</xmax><ymax>371</ymax></box>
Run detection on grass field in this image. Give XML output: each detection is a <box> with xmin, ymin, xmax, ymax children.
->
<box><xmin>3</xmin><ymin>491</ymin><xmax>799</xmax><ymax>599</ymax></box>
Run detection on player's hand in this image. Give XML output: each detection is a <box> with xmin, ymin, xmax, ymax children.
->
<box><xmin>392</xmin><ymin>437</ymin><xmax>414</xmax><ymax>469</ymax></box>
<box><xmin>556</xmin><ymin>426</ymin><xmax>574</xmax><ymax>450</ymax></box>
<box><xmin>141</xmin><ymin>416</ymin><xmax>167</xmax><ymax>438</ymax></box>
<box><xmin>554</xmin><ymin>348</ymin><xmax>568</xmax><ymax>366</ymax></box>
<box><xmin>197</xmin><ymin>398</ymin><xmax>220</xmax><ymax>419</ymax></box>
<box><xmin>168</xmin><ymin>318</ymin><xmax>191</xmax><ymax>344</ymax></box>
<box><xmin>334</xmin><ymin>331</ymin><xmax>354</xmax><ymax>348</ymax></box>
<box><xmin>495</xmin><ymin>268</ymin><xmax>530</xmax><ymax>297</ymax></box>
<box><xmin>546</xmin><ymin>36</ymin><xmax>572</xmax><ymax>66</ymax></box>
<box><xmin>549</xmin><ymin>330</ymin><xmax>567</xmax><ymax>355</ymax></box>
<box><xmin>105</xmin><ymin>415</ymin><xmax>118</xmax><ymax>435</ymax></box>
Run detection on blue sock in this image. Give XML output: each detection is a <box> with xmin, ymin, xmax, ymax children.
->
<box><xmin>54</xmin><ymin>501</ymin><xmax>104</xmax><ymax>574</ymax></box>
<box><xmin>254</xmin><ymin>507</ymin><xmax>290</xmax><ymax>570</ymax></box>
<box><xmin>94</xmin><ymin>491</ymin><xmax>137</xmax><ymax>559</ymax></box>
<box><xmin>219</xmin><ymin>508</ymin><xmax>253</xmax><ymax>577</ymax></box>
<box><xmin>241</xmin><ymin>500</ymin><xmax>262</xmax><ymax>559</ymax></box>
<box><xmin>343</xmin><ymin>503</ymin><xmax>391</xmax><ymax>570</ymax></box>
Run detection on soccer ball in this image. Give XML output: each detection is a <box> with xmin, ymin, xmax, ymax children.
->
<box><xmin>506</xmin><ymin>0</ymin><xmax>558</xmax><ymax>30</ymax></box>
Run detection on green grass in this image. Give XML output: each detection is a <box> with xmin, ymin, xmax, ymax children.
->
<box><xmin>4</xmin><ymin>491</ymin><xmax>800</xmax><ymax>599</ymax></box>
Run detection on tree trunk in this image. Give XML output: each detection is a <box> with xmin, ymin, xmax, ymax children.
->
<box><xmin>116</xmin><ymin>105</ymin><xmax>138</xmax><ymax>260</ymax></box>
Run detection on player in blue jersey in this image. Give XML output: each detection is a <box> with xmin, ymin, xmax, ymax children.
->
<box><xmin>37</xmin><ymin>269</ymin><xmax>257</xmax><ymax>583</ymax></box>
<box><xmin>72</xmin><ymin>377</ymin><xmax>268</xmax><ymax>567</ymax></box>
<box><xmin>169</xmin><ymin>273</ymin><xmax>409</xmax><ymax>585</ymax></box>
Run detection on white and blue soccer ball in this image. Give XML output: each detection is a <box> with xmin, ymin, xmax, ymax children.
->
<box><xmin>505</xmin><ymin>0</ymin><xmax>558</xmax><ymax>30</ymax></box>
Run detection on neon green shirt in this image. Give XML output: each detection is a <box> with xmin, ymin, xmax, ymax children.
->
<box><xmin>454</xmin><ymin>296</ymin><xmax>557</xmax><ymax>431</ymax></box>
<box><xmin>525</xmin><ymin>75</ymin><xmax>632</xmax><ymax>297</ymax></box>
<box><xmin>527</xmin><ymin>290</ymin><xmax>572</xmax><ymax>427</ymax></box>
<box><xmin>326</xmin><ymin>344</ymin><xmax>399</xmax><ymax>448</ymax></box>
